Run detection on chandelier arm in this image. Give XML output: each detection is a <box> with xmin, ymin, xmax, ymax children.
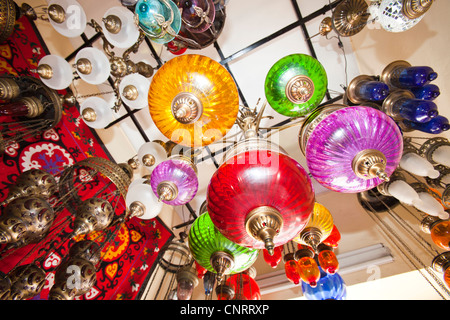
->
<box><xmin>87</xmin><ymin>19</ymin><xmax>116</xmax><ymax>58</ymax></box>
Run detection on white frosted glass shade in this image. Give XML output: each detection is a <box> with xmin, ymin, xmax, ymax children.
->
<box><xmin>125</xmin><ymin>182</ymin><xmax>163</xmax><ymax>220</ymax></box>
<box><xmin>137</xmin><ymin>141</ymin><xmax>167</xmax><ymax>170</ymax></box>
<box><xmin>432</xmin><ymin>145</ymin><xmax>450</xmax><ymax>168</ymax></box>
<box><xmin>75</xmin><ymin>47</ymin><xmax>111</xmax><ymax>85</ymax></box>
<box><xmin>387</xmin><ymin>180</ymin><xmax>423</xmax><ymax>207</ymax></box>
<box><xmin>102</xmin><ymin>6</ymin><xmax>140</xmax><ymax>48</ymax></box>
<box><xmin>414</xmin><ymin>192</ymin><xmax>448</xmax><ymax>219</ymax></box>
<box><xmin>399</xmin><ymin>152</ymin><xmax>440</xmax><ymax>179</ymax></box>
<box><xmin>48</xmin><ymin>0</ymin><xmax>87</xmax><ymax>38</ymax></box>
<box><xmin>119</xmin><ymin>74</ymin><xmax>150</xmax><ymax>109</ymax></box>
<box><xmin>38</xmin><ymin>55</ymin><xmax>73</xmax><ymax>90</ymax></box>
<box><xmin>378</xmin><ymin>0</ymin><xmax>424</xmax><ymax>33</ymax></box>
<box><xmin>80</xmin><ymin>97</ymin><xmax>113</xmax><ymax>129</ymax></box>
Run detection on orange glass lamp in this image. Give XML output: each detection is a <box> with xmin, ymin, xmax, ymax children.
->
<box><xmin>317</xmin><ymin>243</ymin><xmax>339</xmax><ymax>275</ymax></box>
<box><xmin>295</xmin><ymin>245</ymin><xmax>320</xmax><ymax>288</ymax></box>
<box><xmin>148</xmin><ymin>54</ymin><xmax>239</xmax><ymax>148</ymax></box>
<box><xmin>421</xmin><ymin>215</ymin><xmax>450</xmax><ymax>250</ymax></box>
<box><xmin>293</xmin><ymin>202</ymin><xmax>334</xmax><ymax>252</ymax></box>
<box><xmin>432</xmin><ymin>252</ymin><xmax>450</xmax><ymax>288</ymax></box>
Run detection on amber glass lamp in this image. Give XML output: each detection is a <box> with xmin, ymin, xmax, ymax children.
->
<box><xmin>421</xmin><ymin>215</ymin><xmax>450</xmax><ymax>250</ymax></box>
<box><xmin>148</xmin><ymin>54</ymin><xmax>239</xmax><ymax>147</ymax></box>
<box><xmin>293</xmin><ymin>202</ymin><xmax>334</xmax><ymax>252</ymax></box>
<box><xmin>207</xmin><ymin>138</ymin><xmax>315</xmax><ymax>255</ymax></box>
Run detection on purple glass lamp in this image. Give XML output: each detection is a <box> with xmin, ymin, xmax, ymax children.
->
<box><xmin>150</xmin><ymin>155</ymin><xmax>199</xmax><ymax>206</ymax></box>
<box><xmin>299</xmin><ymin>105</ymin><xmax>403</xmax><ymax>193</ymax></box>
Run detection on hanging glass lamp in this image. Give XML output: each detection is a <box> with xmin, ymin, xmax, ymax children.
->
<box><xmin>207</xmin><ymin>138</ymin><xmax>315</xmax><ymax>254</ymax></box>
<box><xmin>293</xmin><ymin>202</ymin><xmax>334</xmax><ymax>252</ymax></box>
<box><xmin>226</xmin><ymin>273</ymin><xmax>261</xmax><ymax>300</ymax></box>
<box><xmin>135</xmin><ymin>0</ymin><xmax>182</xmax><ymax>44</ymax></box>
<box><xmin>301</xmin><ymin>268</ymin><xmax>347</xmax><ymax>300</ymax></box>
<box><xmin>188</xmin><ymin>212</ymin><xmax>259</xmax><ymax>283</ymax></box>
<box><xmin>299</xmin><ymin>105</ymin><xmax>403</xmax><ymax>193</ymax></box>
<box><xmin>264</xmin><ymin>53</ymin><xmax>328</xmax><ymax>117</ymax></box>
<box><xmin>177</xmin><ymin>0</ymin><xmax>215</xmax><ymax>33</ymax></box>
<box><xmin>148</xmin><ymin>54</ymin><xmax>239</xmax><ymax>147</ymax></box>
<box><xmin>150</xmin><ymin>155</ymin><xmax>199</xmax><ymax>206</ymax></box>
<box><xmin>263</xmin><ymin>246</ymin><xmax>283</xmax><ymax>268</ymax></box>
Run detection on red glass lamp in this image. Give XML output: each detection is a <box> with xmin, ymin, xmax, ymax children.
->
<box><xmin>323</xmin><ymin>224</ymin><xmax>341</xmax><ymax>248</ymax></box>
<box><xmin>284</xmin><ymin>253</ymin><xmax>301</xmax><ymax>285</ymax></box>
<box><xmin>207</xmin><ymin>138</ymin><xmax>315</xmax><ymax>254</ymax></box>
<box><xmin>263</xmin><ymin>246</ymin><xmax>283</xmax><ymax>268</ymax></box>
<box><xmin>226</xmin><ymin>273</ymin><xmax>261</xmax><ymax>300</ymax></box>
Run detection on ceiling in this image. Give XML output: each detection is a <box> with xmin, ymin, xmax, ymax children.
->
<box><xmin>24</xmin><ymin>0</ymin><xmax>450</xmax><ymax>300</ymax></box>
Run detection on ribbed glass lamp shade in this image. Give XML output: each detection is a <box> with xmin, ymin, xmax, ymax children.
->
<box><xmin>207</xmin><ymin>142</ymin><xmax>315</xmax><ymax>252</ymax></box>
<box><xmin>37</xmin><ymin>55</ymin><xmax>73</xmax><ymax>90</ymax></box>
<box><xmin>119</xmin><ymin>73</ymin><xmax>151</xmax><ymax>110</ymax></box>
<box><xmin>75</xmin><ymin>47</ymin><xmax>111</xmax><ymax>85</ymax></box>
<box><xmin>137</xmin><ymin>141</ymin><xmax>167</xmax><ymax>171</ymax></box>
<box><xmin>301</xmin><ymin>268</ymin><xmax>347</xmax><ymax>300</ymax></box>
<box><xmin>148</xmin><ymin>54</ymin><xmax>239</xmax><ymax>147</ymax></box>
<box><xmin>125</xmin><ymin>180</ymin><xmax>163</xmax><ymax>220</ymax></box>
<box><xmin>188</xmin><ymin>212</ymin><xmax>259</xmax><ymax>278</ymax></box>
<box><xmin>377</xmin><ymin>0</ymin><xmax>425</xmax><ymax>32</ymax></box>
<box><xmin>150</xmin><ymin>157</ymin><xmax>198</xmax><ymax>206</ymax></box>
<box><xmin>177</xmin><ymin>0</ymin><xmax>215</xmax><ymax>33</ymax></box>
<box><xmin>293</xmin><ymin>202</ymin><xmax>334</xmax><ymax>251</ymax></box>
<box><xmin>102</xmin><ymin>6</ymin><xmax>140</xmax><ymax>48</ymax></box>
<box><xmin>80</xmin><ymin>97</ymin><xmax>114</xmax><ymax>129</ymax></box>
<box><xmin>226</xmin><ymin>274</ymin><xmax>261</xmax><ymax>300</ymax></box>
<box><xmin>135</xmin><ymin>0</ymin><xmax>181</xmax><ymax>44</ymax></box>
<box><xmin>264</xmin><ymin>53</ymin><xmax>328</xmax><ymax>117</ymax></box>
<box><xmin>303</xmin><ymin>106</ymin><xmax>403</xmax><ymax>193</ymax></box>
<box><xmin>48</xmin><ymin>0</ymin><xmax>87</xmax><ymax>38</ymax></box>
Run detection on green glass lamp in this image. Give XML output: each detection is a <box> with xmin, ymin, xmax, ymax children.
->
<box><xmin>188</xmin><ymin>212</ymin><xmax>259</xmax><ymax>284</ymax></box>
<box><xmin>264</xmin><ymin>53</ymin><xmax>328</xmax><ymax>117</ymax></box>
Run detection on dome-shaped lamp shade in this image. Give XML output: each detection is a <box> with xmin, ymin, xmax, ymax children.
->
<box><xmin>177</xmin><ymin>0</ymin><xmax>215</xmax><ymax>33</ymax></box>
<box><xmin>137</xmin><ymin>141</ymin><xmax>167</xmax><ymax>171</ymax></box>
<box><xmin>36</xmin><ymin>55</ymin><xmax>73</xmax><ymax>90</ymax></box>
<box><xmin>301</xmin><ymin>268</ymin><xmax>347</xmax><ymax>300</ymax></box>
<box><xmin>135</xmin><ymin>0</ymin><xmax>181</xmax><ymax>44</ymax></box>
<box><xmin>264</xmin><ymin>53</ymin><xmax>328</xmax><ymax>117</ymax></box>
<box><xmin>119</xmin><ymin>73</ymin><xmax>151</xmax><ymax>110</ymax></box>
<box><xmin>188</xmin><ymin>212</ymin><xmax>259</xmax><ymax>283</ymax></box>
<box><xmin>47</xmin><ymin>0</ymin><xmax>87</xmax><ymax>38</ymax></box>
<box><xmin>102</xmin><ymin>6</ymin><xmax>140</xmax><ymax>49</ymax></box>
<box><xmin>150</xmin><ymin>156</ymin><xmax>198</xmax><ymax>206</ymax></box>
<box><xmin>75</xmin><ymin>47</ymin><xmax>111</xmax><ymax>85</ymax></box>
<box><xmin>80</xmin><ymin>97</ymin><xmax>114</xmax><ymax>129</ymax></box>
<box><xmin>303</xmin><ymin>106</ymin><xmax>403</xmax><ymax>193</ymax></box>
<box><xmin>293</xmin><ymin>202</ymin><xmax>334</xmax><ymax>252</ymax></box>
<box><xmin>377</xmin><ymin>0</ymin><xmax>426</xmax><ymax>33</ymax></box>
<box><xmin>148</xmin><ymin>54</ymin><xmax>239</xmax><ymax>148</ymax></box>
<box><xmin>207</xmin><ymin>142</ymin><xmax>315</xmax><ymax>254</ymax></box>
<box><xmin>125</xmin><ymin>180</ymin><xmax>163</xmax><ymax>220</ymax></box>
<box><xmin>226</xmin><ymin>273</ymin><xmax>261</xmax><ymax>300</ymax></box>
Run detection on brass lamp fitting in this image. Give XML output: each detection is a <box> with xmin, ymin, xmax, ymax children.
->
<box><xmin>210</xmin><ymin>251</ymin><xmax>235</xmax><ymax>284</ymax></box>
<box><xmin>285</xmin><ymin>75</ymin><xmax>315</xmax><ymax>104</ymax></box>
<box><xmin>102</xmin><ymin>15</ymin><xmax>122</xmax><ymax>34</ymax></box>
<box><xmin>157</xmin><ymin>181</ymin><xmax>179</xmax><ymax>202</ymax></box>
<box><xmin>402</xmin><ymin>0</ymin><xmax>434</xmax><ymax>20</ymax></box>
<box><xmin>0</xmin><ymin>77</ymin><xmax>20</xmax><ymax>100</ymax></box>
<box><xmin>75</xmin><ymin>58</ymin><xmax>93</xmax><ymax>75</ymax></box>
<box><xmin>81</xmin><ymin>107</ymin><xmax>97</xmax><ymax>122</ymax></box>
<box><xmin>352</xmin><ymin>149</ymin><xmax>389</xmax><ymax>181</ymax></box>
<box><xmin>48</xmin><ymin>4</ymin><xmax>66</xmax><ymax>24</ymax></box>
<box><xmin>171</xmin><ymin>92</ymin><xmax>203</xmax><ymax>124</ymax></box>
<box><xmin>245</xmin><ymin>206</ymin><xmax>283</xmax><ymax>256</ymax></box>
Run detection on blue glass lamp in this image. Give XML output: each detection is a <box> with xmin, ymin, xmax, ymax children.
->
<box><xmin>411</xmin><ymin>84</ymin><xmax>440</xmax><ymax>101</ymax></box>
<box><xmin>347</xmin><ymin>75</ymin><xmax>389</xmax><ymax>104</ymax></box>
<box><xmin>135</xmin><ymin>0</ymin><xmax>181</xmax><ymax>44</ymax></box>
<box><xmin>399</xmin><ymin>115</ymin><xmax>450</xmax><ymax>135</ymax></box>
<box><xmin>301</xmin><ymin>268</ymin><xmax>347</xmax><ymax>300</ymax></box>
<box><xmin>381</xmin><ymin>60</ymin><xmax>438</xmax><ymax>89</ymax></box>
<box><xmin>382</xmin><ymin>90</ymin><xmax>438</xmax><ymax>123</ymax></box>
